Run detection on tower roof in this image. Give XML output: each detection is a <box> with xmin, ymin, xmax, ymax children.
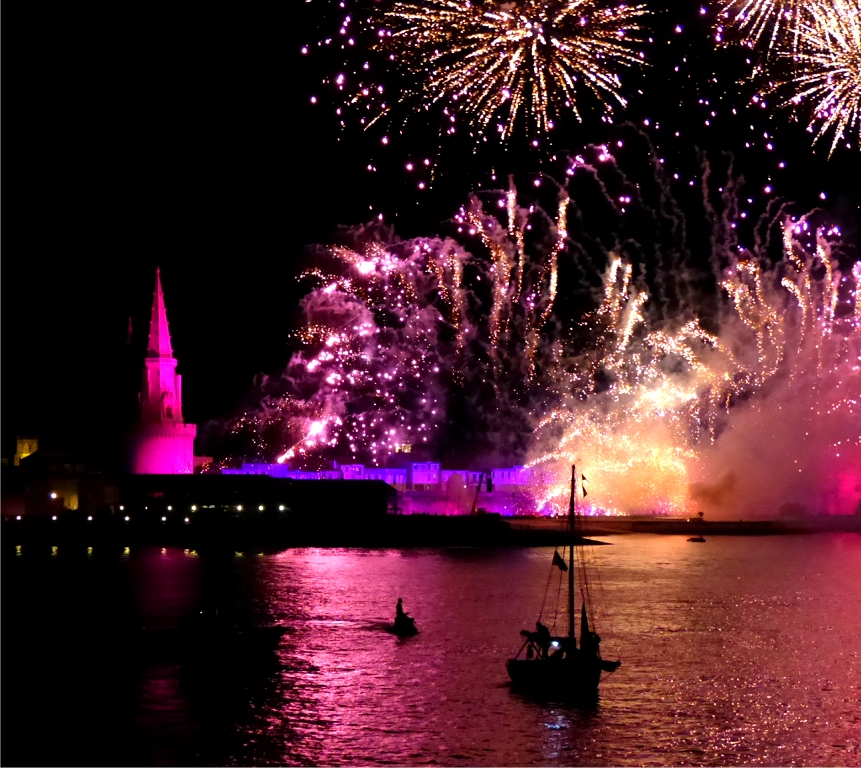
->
<box><xmin>147</xmin><ymin>268</ymin><xmax>174</xmax><ymax>358</ymax></box>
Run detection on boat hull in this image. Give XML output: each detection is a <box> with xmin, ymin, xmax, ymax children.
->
<box><xmin>385</xmin><ymin>623</ymin><xmax>418</xmax><ymax>637</ymax></box>
<box><xmin>506</xmin><ymin>656</ymin><xmax>602</xmax><ymax>701</ymax></box>
<box><xmin>386</xmin><ymin>615</ymin><xmax>419</xmax><ymax>636</ymax></box>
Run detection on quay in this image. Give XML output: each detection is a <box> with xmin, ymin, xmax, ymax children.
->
<box><xmin>3</xmin><ymin>510</ymin><xmax>859</xmax><ymax>552</ymax></box>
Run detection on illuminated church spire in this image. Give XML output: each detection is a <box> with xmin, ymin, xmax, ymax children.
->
<box><xmin>127</xmin><ymin>268</ymin><xmax>196</xmax><ymax>474</ymax></box>
<box><xmin>147</xmin><ymin>267</ymin><xmax>174</xmax><ymax>358</ymax></box>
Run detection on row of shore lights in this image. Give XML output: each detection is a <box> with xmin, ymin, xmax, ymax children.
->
<box><xmin>14</xmin><ymin>546</ymin><xmax>260</xmax><ymax>558</ymax></box>
<box><xmin>14</xmin><ymin>498</ymin><xmax>287</xmax><ymax>523</ymax></box>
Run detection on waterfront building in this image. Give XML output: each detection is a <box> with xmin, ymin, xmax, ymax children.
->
<box><xmin>440</xmin><ymin>470</ymin><xmax>484</xmax><ymax>488</ymax></box>
<box><xmin>222</xmin><ymin>464</ymin><xmax>341</xmax><ymax>480</ymax></box>
<box><xmin>11</xmin><ymin>437</ymin><xmax>39</xmax><ymax>467</ymax></box>
<box><xmin>362</xmin><ymin>467</ymin><xmax>408</xmax><ymax>490</ymax></box>
<box><xmin>218</xmin><ymin>461</ymin><xmax>537</xmax><ymax>515</ymax></box>
<box><xmin>220</xmin><ymin>461</ymin><xmax>535</xmax><ymax>493</ymax></box>
<box><xmin>0</xmin><ymin>448</ymin><xmax>119</xmax><ymax>518</ymax></box>
<box><xmin>491</xmin><ymin>466</ymin><xmax>534</xmax><ymax>489</ymax></box>
<box><xmin>126</xmin><ymin>269</ymin><xmax>196</xmax><ymax>474</ymax></box>
<box><xmin>410</xmin><ymin>462</ymin><xmax>440</xmax><ymax>490</ymax></box>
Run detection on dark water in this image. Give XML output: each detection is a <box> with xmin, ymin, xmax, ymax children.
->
<box><xmin>3</xmin><ymin>534</ymin><xmax>860</xmax><ymax>766</ymax></box>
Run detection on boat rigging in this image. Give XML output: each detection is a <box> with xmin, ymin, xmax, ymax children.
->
<box><xmin>506</xmin><ymin>464</ymin><xmax>620</xmax><ymax>701</ymax></box>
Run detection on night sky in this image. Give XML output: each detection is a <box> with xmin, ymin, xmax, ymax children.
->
<box><xmin>4</xmin><ymin>1</ymin><xmax>859</xmax><ymax>468</ymax></box>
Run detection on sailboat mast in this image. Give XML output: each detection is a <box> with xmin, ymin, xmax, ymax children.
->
<box><xmin>568</xmin><ymin>464</ymin><xmax>576</xmax><ymax>641</ymax></box>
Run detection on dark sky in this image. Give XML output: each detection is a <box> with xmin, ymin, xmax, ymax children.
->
<box><xmin>3</xmin><ymin>1</ymin><xmax>859</xmax><ymax>466</ymax></box>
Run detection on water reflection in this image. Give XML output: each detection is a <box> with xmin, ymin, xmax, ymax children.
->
<box><xmin>3</xmin><ymin>535</ymin><xmax>861</xmax><ymax>766</ymax></box>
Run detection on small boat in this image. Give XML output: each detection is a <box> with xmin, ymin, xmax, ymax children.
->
<box><xmin>387</xmin><ymin>614</ymin><xmax>419</xmax><ymax>637</ymax></box>
<box><xmin>387</xmin><ymin>598</ymin><xmax>419</xmax><ymax>636</ymax></box>
<box><xmin>506</xmin><ymin>465</ymin><xmax>620</xmax><ymax>702</ymax></box>
<box><xmin>687</xmin><ymin>536</ymin><xmax>706</xmax><ymax>543</ymax></box>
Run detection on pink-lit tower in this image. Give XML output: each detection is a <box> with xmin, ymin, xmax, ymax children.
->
<box><xmin>127</xmin><ymin>268</ymin><xmax>196</xmax><ymax>474</ymax></box>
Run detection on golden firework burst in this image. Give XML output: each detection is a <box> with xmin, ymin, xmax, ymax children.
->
<box><xmin>779</xmin><ymin>0</ymin><xmax>861</xmax><ymax>156</ymax></box>
<box><xmin>375</xmin><ymin>0</ymin><xmax>649</xmax><ymax>140</ymax></box>
<box><xmin>716</xmin><ymin>0</ymin><xmax>806</xmax><ymax>53</ymax></box>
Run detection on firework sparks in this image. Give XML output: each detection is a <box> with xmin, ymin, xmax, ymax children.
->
<box><xmin>375</xmin><ymin>0</ymin><xmax>650</xmax><ymax>140</ymax></box>
<box><xmin>716</xmin><ymin>0</ymin><xmax>806</xmax><ymax>52</ymax></box>
<box><xmin>224</xmin><ymin>142</ymin><xmax>860</xmax><ymax>517</ymax></box>
<box><xmin>224</xmin><ymin>178</ymin><xmax>575</xmax><ymax>467</ymax></box>
<box><xmin>717</xmin><ymin>0</ymin><xmax>860</xmax><ymax>155</ymax></box>
<box><xmin>777</xmin><ymin>0</ymin><xmax>861</xmax><ymax>156</ymax></box>
<box><xmin>528</xmin><ymin>212</ymin><xmax>860</xmax><ymax>516</ymax></box>
<box><xmin>462</xmin><ymin>175</ymin><xmax>569</xmax><ymax>378</ymax></box>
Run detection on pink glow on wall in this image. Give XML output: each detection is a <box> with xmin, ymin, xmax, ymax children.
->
<box><xmin>127</xmin><ymin>269</ymin><xmax>196</xmax><ymax>474</ymax></box>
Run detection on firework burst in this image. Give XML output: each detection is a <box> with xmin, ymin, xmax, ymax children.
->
<box><xmin>716</xmin><ymin>0</ymin><xmax>806</xmax><ymax>53</ymax></box>
<box><xmin>777</xmin><ymin>0</ymin><xmax>861</xmax><ymax>156</ymax></box>
<box><xmin>223</xmin><ymin>186</ymin><xmax>572</xmax><ymax>468</ymax></box>
<box><xmin>375</xmin><ymin>0</ymin><xmax>649</xmax><ymax>140</ymax></box>
<box><xmin>529</xmin><ymin>211</ymin><xmax>860</xmax><ymax>516</ymax></box>
<box><xmin>717</xmin><ymin>0</ymin><xmax>860</xmax><ymax>155</ymax></box>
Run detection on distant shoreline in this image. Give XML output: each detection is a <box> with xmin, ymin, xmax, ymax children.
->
<box><xmin>507</xmin><ymin>514</ymin><xmax>861</xmax><ymax>538</ymax></box>
<box><xmin>3</xmin><ymin>512</ymin><xmax>859</xmax><ymax>551</ymax></box>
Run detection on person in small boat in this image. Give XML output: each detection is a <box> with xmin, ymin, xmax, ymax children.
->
<box><xmin>580</xmin><ymin>627</ymin><xmax>601</xmax><ymax>655</ymax></box>
<box><xmin>520</xmin><ymin>621</ymin><xmax>552</xmax><ymax>658</ymax></box>
<box><xmin>395</xmin><ymin>598</ymin><xmax>411</xmax><ymax>623</ymax></box>
<box><xmin>535</xmin><ymin>621</ymin><xmax>551</xmax><ymax>656</ymax></box>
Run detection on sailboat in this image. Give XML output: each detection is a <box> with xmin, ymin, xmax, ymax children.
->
<box><xmin>506</xmin><ymin>465</ymin><xmax>621</xmax><ymax>701</ymax></box>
